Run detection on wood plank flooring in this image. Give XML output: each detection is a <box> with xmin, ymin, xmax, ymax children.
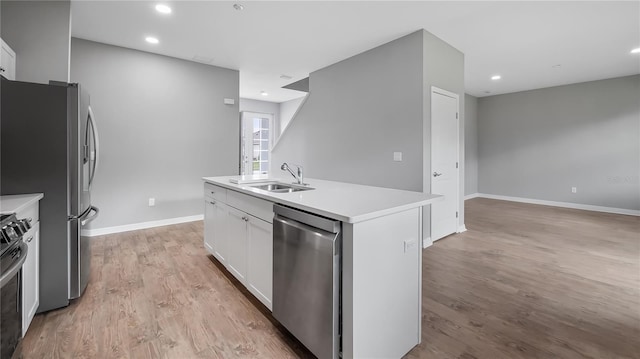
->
<box><xmin>17</xmin><ymin>198</ymin><xmax>640</xmax><ymax>359</ymax></box>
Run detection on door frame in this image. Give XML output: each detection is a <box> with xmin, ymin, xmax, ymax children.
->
<box><xmin>239</xmin><ymin>111</ymin><xmax>274</xmax><ymax>175</ymax></box>
<box><xmin>430</xmin><ymin>86</ymin><xmax>461</xmax><ymax>242</ymax></box>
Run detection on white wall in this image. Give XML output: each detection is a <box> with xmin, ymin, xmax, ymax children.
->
<box><xmin>279</xmin><ymin>96</ymin><xmax>306</xmax><ymax>135</ymax></box>
<box><xmin>1</xmin><ymin>0</ymin><xmax>71</xmax><ymax>83</ymax></box>
<box><xmin>71</xmin><ymin>38</ymin><xmax>240</xmax><ymax>229</ymax></box>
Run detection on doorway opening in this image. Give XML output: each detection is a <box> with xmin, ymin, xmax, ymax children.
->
<box><xmin>240</xmin><ymin>112</ymin><xmax>273</xmax><ymax>175</ymax></box>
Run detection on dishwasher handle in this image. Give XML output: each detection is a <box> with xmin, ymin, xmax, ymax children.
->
<box><xmin>274</xmin><ymin>204</ymin><xmax>340</xmax><ymax>233</ymax></box>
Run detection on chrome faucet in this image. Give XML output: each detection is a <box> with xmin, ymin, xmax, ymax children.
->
<box><xmin>281</xmin><ymin>162</ymin><xmax>306</xmax><ymax>185</ymax></box>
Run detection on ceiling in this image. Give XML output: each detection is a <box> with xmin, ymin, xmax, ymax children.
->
<box><xmin>71</xmin><ymin>1</ymin><xmax>640</xmax><ymax>103</ymax></box>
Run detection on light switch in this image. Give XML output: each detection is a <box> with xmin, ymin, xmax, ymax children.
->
<box><xmin>393</xmin><ymin>152</ymin><xmax>403</xmax><ymax>162</ymax></box>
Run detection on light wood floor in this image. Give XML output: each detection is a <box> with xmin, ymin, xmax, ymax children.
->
<box><xmin>17</xmin><ymin>198</ymin><xmax>640</xmax><ymax>359</ymax></box>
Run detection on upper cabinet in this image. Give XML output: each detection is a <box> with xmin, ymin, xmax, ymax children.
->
<box><xmin>1</xmin><ymin>38</ymin><xmax>17</xmax><ymax>80</ymax></box>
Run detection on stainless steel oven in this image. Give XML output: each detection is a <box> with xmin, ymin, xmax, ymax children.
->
<box><xmin>1</xmin><ymin>213</ymin><xmax>30</xmax><ymax>359</ymax></box>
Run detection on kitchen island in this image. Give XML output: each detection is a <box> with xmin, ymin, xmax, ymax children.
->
<box><xmin>202</xmin><ymin>176</ymin><xmax>441</xmax><ymax>359</ymax></box>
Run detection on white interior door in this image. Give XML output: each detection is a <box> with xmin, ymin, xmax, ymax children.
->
<box><xmin>240</xmin><ymin>112</ymin><xmax>273</xmax><ymax>175</ymax></box>
<box><xmin>431</xmin><ymin>88</ymin><xmax>459</xmax><ymax>241</ymax></box>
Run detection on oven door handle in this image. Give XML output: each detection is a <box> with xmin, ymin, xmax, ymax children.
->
<box><xmin>0</xmin><ymin>242</ymin><xmax>28</xmax><ymax>288</ymax></box>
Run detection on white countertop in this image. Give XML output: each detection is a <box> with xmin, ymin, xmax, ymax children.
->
<box><xmin>202</xmin><ymin>176</ymin><xmax>441</xmax><ymax>223</ymax></box>
<box><xmin>0</xmin><ymin>193</ymin><xmax>44</xmax><ymax>214</ymax></box>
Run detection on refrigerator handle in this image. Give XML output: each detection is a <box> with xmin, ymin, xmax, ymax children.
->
<box><xmin>81</xmin><ymin>206</ymin><xmax>100</xmax><ymax>226</ymax></box>
<box><xmin>87</xmin><ymin>106</ymin><xmax>100</xmax><ymax>188</ymax></box>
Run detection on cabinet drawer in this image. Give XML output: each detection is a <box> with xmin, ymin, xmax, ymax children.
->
<box><xmin>227</xmin><ymin>190</ymin><xmax>273</xmax><ymax>223</ymax></box>
<box><xmin>204</xmin><ymin>183</ymin><xmax>227</xmax><ymax>202</ymax></box>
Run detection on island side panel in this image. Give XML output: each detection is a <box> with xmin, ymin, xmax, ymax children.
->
<box><xmin>342</xmin><ymin>207</ymin><xmax>422</xmax><ymax>359</ymax></box>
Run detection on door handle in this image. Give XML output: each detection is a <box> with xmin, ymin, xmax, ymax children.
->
<box><xmin>87</xmin><ymin>106</ymin><xmax>99</xmax><ymax>188</ymax></box>
<box><xmin>433</xmin><ymin>172</ymin><xmax>443</xmax><ymax>177</ymax></box>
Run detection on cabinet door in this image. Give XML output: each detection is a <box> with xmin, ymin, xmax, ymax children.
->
<box><xmin>0</xmin><ymin>38</ymin><xmax>16</xmax><ymax>80</ymax></box>
<box><xmin>204</xmin><ymin>200</ymin><xmax>229</xmax><ymax>264</ymax></box>
<box><xmin>204</xmin><ymin>200</ymin><xmax>216</xmax><ymax>254</ymax></box>
<box><xmin>247</xmin><ymin>216</ymin><xmax>273</xmax><ymax>310</ymax></box>
<box><xmin>212</xmin><ymin>201</ymin><xmax>228</xmax><ymax>263</ymax></box>
<box><xmin>226</xmin><ymin>207</ymin><xmax>248</xmax><ymax>284</ymax></box>
<box><xmin>22</xmin><ymin>222</ymin><xmax>39</xmax><ymax>336</ymax></box>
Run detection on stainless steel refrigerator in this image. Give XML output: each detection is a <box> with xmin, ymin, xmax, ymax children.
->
<box><xmin>1</xmin><ymin>78</ymin><xmax>100</xmax><ymax>312</ymax></box>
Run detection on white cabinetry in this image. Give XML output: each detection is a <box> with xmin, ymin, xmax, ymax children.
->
<box><xmin>22</xmin><ymin>222</ymin><xmax>39</xmax><ymax>336</ymax></box>
<box><xmin>203</xmin><ymin>183</ymin><xmax>273</xmax><ymax>310</ymax></box>
<box><xmin>226</xmin><ymin>206</ymin><xmax>249</xmax><ymax>283</ymax></box>
<box><xmin>13</xmin><ymin>198</ymin><xmax>41</xmax><ymax>336</ymax></box>
<box><xmin>0</xmin><ymin>38</ymin><xmax>16</xmax><ymax>80</ymax></box>
<box><xmin>246</xmin><ymin>216</ymin><xmax>272</xmax><ymax>308</ymax></box>
<box><xmin>204</xmin><ymin>199</ymin><xmax>229</xmax><ymax>264</ymax></box>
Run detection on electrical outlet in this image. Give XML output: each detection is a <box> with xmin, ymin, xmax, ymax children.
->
<box><xmin>404</xmin><ymin>238</ymin><xmax>416</xmax><ymax>253</ymax></box>
<box><xmin>571</xmin><ymin>187</ymin><xmax>577</xmax><ymax>194</ymax></box>
<box><xmin>393</xmin><ymin>152</ymin><xmax>403</xmax><ymax>162</ymax></box>
<box><xmin>148</xmin><ymin>198</ymin><xmax>156</xmax><ymax>206</ymax></box>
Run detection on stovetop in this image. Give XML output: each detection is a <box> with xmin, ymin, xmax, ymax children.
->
<box><xmin>0</xmin><ymin>213</ymin><xmax>31</xmax><ymax>257</ymax></box>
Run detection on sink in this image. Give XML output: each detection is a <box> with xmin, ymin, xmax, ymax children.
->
<box><xmin>251</xmin><ymin>183</ymin><xmax>314</xmax><ymax>193</ymax></box>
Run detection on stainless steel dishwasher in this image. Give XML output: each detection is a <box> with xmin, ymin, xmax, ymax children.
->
<box><xmin>273</xmin><ymin>204</ymin><xmax>341</xmax><ymax>359</ymax></box>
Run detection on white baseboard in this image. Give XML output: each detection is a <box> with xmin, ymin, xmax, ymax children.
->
<box><xmin>474</xmin><ymin>193</ymin><xmax>639</xmax><ymax>216</ymax></box>
<box><xmin>457</xmin><ymin>224</ymin><xmax>467</xmax><ymax>233</ymax></box>
<box><xmin>423</xmin><ymin>237</ymin><xmax>432</xmax><ymax>249</ymax></box>
<box><xmin>84</xmin><ymin>214</ymin><xmax>204</xmax><ymax>237</ymax></box>
<box><xmin>464</xmin><ymin>193</ymin><xmax>480</xmax><ymax>200</ymax></box>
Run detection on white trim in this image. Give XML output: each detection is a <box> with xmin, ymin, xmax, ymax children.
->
<box><xmin>422</xmin><ymin>237</ymin><xmax>432</xmax><ymax>249</ymax></box>
<box><xmin>84</xmin><ymin>214</ymin><xmax>204</xmax><ymax>237</ymax></box>
<box><xmin>464</xmin><ymin>193</ymin><xmax>480</xmax><ymax>200</ymax></box>
<box><xmin>457</xmin><ymin>224</ymin><xmax>467</xmax><ymax>233</ymax></box>
<box><xmin>476</xmin><ymin>193</ymin><xmax>640</xmax><ymax>216</ymax></box>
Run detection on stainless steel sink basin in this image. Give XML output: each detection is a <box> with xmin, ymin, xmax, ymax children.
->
<box><xmin>251</xmin><ymin>183</ymin><xmax>314</xmax><ymax>193</ymax></box>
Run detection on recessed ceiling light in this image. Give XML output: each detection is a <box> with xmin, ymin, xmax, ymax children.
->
<box><xmin>491</xmin><ymin>75</ymin><xmax>501</xmax><ymax>80</ymax></box>
<box><xmin>280</xmin><ymin>74</ymin><xmax>293</xmax><ymax>80</ymax></box>
<box><xmin>260</xmin><ymin>91</ymin><xmax>268</xmax><ymax>96</ymax></box>
<box><xmin>631</xmin><ymin>47</ymin><xmax>640</xmax><ymax>54</ymax></box>
<box><xmin>552</xmin><ymin>64</ymin><xmax>562</xmax><ymax>69</ymax></box>
<box><xmin>155</xmin><ymin>4</ymin><xmax>172</xmax><ymax>14</ymax></box>
<box><xmin>145</xmin><ymin>36</ymin><xmax>159</xmax><ymax>44</ymax></box>
<box><xmin>484</xmin><ymin>91</ymin><xmax>491</xmax><ymax>94</ymax></box>
<box><xmin>233</xmin><ymin>4</ymin><xmax>244</xmax><ymax>11</ymax></box>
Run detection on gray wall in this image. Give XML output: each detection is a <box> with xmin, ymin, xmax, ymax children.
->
<box><xmin>464</xmin><ymin>94</ymin><xmax>478</xmax><ymax>195</ymax></box>
<box><xmin>272</xmin><ymin>30</ymin><xmax>425</xmax><ymax>191</ymax></box>
<box><xmin>478</xmin><ymin>75</ymin><xmax>640</xmax><ymax>210</ymax></box>
<box><xmin>422</xmin><ymin>30</ymin><xmax>466</xmax><ymax>232</ymax></box>
<box><xmin>1</xmin><ymin>0</ymin><xmax>71</xmax><ymax>83</ymax></box>
<box><xmin>71</xmin><ymin>38</ymin><xmax>239</xmax><ymax>229</ymax></box>
<box><xmin>272</xmin><ymin>30</ymin><xmax>464</xmax><ymax>238</ymax></box>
